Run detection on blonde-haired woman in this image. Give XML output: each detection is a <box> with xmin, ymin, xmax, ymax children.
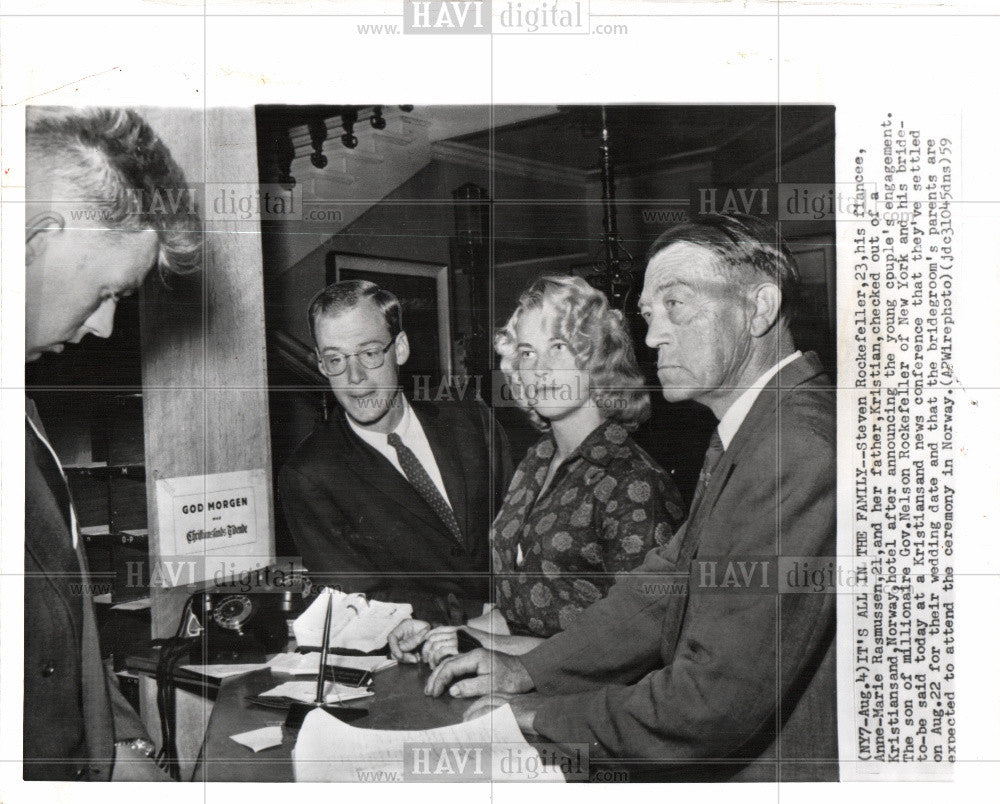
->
<box><xmin>390</xmin><ymin>276</ymin><xmax>684</xmax><ymax>665</ymax></box>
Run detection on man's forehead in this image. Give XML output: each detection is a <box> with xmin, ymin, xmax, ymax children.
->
<box><xmin>640</xmin><ymin>242</ymin><xmax>720</xmax><ymax>299</ymax></box>
<box><xmin>316</xmin><ymin>300</ymin><xmax>390</xmax><ymax>345</ymax></box>
<box><xmin>81</xmin><ymin>227</ymin><xmax>159</xmax><ymax>288</ymax></box>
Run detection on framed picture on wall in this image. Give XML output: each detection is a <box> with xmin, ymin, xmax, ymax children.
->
<box><xmin>326</xmin><ymin>252</ymin><xmax>452</xmax><ymax>388</ymax></box>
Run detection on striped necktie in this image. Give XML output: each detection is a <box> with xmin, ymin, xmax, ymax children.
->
<box><xmin>689</xmin><ymin>429</ymin><xmax>725</xmax><ymax>517</ymax></box>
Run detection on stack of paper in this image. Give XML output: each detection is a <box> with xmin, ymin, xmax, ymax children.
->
<box><xmin>293</xmin><ymin>704</ymin><xmax>564</xmax><ymax>782</ymax></box>
<box><xmin>292</xmin><ymin>589</ymin><xmax>412</xmax><ymax>653</ymax></box>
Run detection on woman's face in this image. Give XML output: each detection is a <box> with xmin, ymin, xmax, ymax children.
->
<box><xmin>514</xmin><ymin>302</ymin><xmax>592</xmax><ymax>423</ymax></box>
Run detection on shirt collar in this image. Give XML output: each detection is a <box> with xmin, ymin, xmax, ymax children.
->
<box><xmin>716</xmin><ymin>351</ymin><xmax>802</xmax><ymax>449</ymax></box>
<box><xmin>346</xmin><ymin>393</ymin><xmax>412</xmax><ymax>449</ymax></box>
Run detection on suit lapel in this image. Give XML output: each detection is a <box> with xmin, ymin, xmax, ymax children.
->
<box><xmin>25</xmin><ymin>422</ymin><xmax>83</xmax><ymax>630</ymax></box>
<box><xmin>331</xmin><ymin>410</ymin><xmax>458</xmax><ymax>540</ymax></box>
<box><xmin>697</xmin><ymin>352</ymin><xmax>827</xmax><ymax>522</ymax></box>
<box><xmin>25</xmin><ymin>412</ymin><xmax>72</xmax><ymax>532</ymax></box>
<box><xmin>413</xmin><ymin>402</ymin><xmax>470</xmax><ymax>542</ymax></box>
<box><xmin>26</xmin><ymin>410</ymin><xmax>114</xmax><ymax>774</ymax></box>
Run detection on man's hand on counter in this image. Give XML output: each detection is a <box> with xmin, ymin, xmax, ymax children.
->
<box><xmin>423</xmin><ymin>648</ymin><xmax>534</xmax><ymax>699</ymax></box>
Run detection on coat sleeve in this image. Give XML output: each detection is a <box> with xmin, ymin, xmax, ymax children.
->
<box><xmin>519</xmin><ymin>541</ymin><xmax>687</xmax><ymax>692</ymax></box>
<box><xmin>106</xmin><ymin>659</ymin><xmax>174</xmax><ymax>781</ymax></box>
<box><xmin>277</xmin><ymin>464</ymin><xmax>386</xmax><ymax>596</ymax></box>
<box><xmin>278</xmin><ymin>463</ymin><xmax>478</xmax><ymax>622</ymax></box>
<box><xmin>106</xmin><ymin>666</ymin><xmax>147</xmax><ymax>740</ymax></box>
<box><xmin>526</xmin><ymin>414</ymin><xmax>836</xmax><ymax>763</ymax></box>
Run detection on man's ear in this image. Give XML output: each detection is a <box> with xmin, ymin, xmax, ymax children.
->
<box><xmin>748</xmin><ymin>283</ymin><xmax>782</xmax><ymax>337</ymax></box>
<box><xmin>25</xmin><ymin>211</ymin><xmax>65</xmax><ymax>265</ymax></box>
<box><xmin>394</xmin><ymin>331</ymin><xmax>410</xmax><ymax>367</ymax></box>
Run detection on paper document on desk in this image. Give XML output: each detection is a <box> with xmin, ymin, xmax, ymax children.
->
<box><xmin>230</xmin><ymin>726</ymin><xmax>283</xmax><ymax>753</ymax></box>
<box><xmin>330</xmin><ymin>654</ymin><xmax>396</xmax><ymax>673</ymax></box>
<box><xmin>181</xmin><ymin>662</ymin><xmax>269</xmax><ymax>679</ymax></box>
<box><xmin>259</xmin><ymin>680</ymin><xmax>374</xmax><ymax>704</ymax></box>
<box><xmin>292</xmin><ymin>704</ymin><xmax>564</xmax><ymax>782</ymax></box>
<box><xmin>267</xmin><ymin>653</ymin><xmax>396</xmax><ymax>675</ymax></box>
<box><xmin>292</xmin><ymin>588</ymin><xmax>412</xmax><ymax>653</ymax></box>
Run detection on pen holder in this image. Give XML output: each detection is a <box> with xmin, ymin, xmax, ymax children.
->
<box><xmin>284</xmin><ymin>700</ymin><xmax>368</xmax><ymax>731</ymax></box>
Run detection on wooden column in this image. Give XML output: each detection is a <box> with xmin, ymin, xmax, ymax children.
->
<box><xmin>138</xmin><ymin>108</ymin><xmax>274</xmax><ymax>639</ymax></box>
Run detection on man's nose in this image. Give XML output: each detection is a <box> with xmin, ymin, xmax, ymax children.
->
<box><xmin>346</xmin><ymin>355</ymin><xmax>366</xmax><ymax>384</ymax></box>
<box><xmin>81</xmin><ymin>297</ymin><xmax>118</xmax><ymax>340</ymax></box>
<box><xmin>644</xmin><ymin>322</ymin><xmax>661</xmax><ymax>350</ymax></box>
<box><xmin>644</xmin><ymin>313</ymin><xmax>672</xmax><ymax>350</ymax></box>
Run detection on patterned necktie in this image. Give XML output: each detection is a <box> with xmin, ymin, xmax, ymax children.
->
<box><xmin>387</xmin><ymin>431</ymin><xmax>463</xmax><ymax>544</ymax></box>
<box><xmin>689</xmin><ymin>429</ymin><xmax>725</xmax><ymax>517</ymax></box>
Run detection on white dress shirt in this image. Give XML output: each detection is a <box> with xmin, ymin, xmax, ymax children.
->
<box><xmin>716</xmin><ymin>351</ymin><xmax>803</xmax><ymax>449</ymax></box>
<box><xmin>347</xmin><ymin>397</ymin><xmax>454</xmax><ymax>509</ymax></box>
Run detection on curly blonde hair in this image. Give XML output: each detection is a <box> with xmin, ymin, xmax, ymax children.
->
<box><xmin>495</xmin><ymin>275</ymin><xmax>650</xmax><ymax>431</ymax></box>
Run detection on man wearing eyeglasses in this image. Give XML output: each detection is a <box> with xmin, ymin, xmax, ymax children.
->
<box><xmin>278</xmin><ymin>280</ymin><xmax>511</xmax><ymax>625</ymax></box>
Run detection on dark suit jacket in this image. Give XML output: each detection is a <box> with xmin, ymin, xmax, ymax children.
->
<box><xmin>24</xmin><ymin>409</ymin><xmax>151</xmax><ymax>781</ymax></box>
<box><xmin>278</xmin><ymin>399</ymin><xmax>511</xmax><ymax>623</ymax></box>
<box><xmin>520</xmin><ymin>352</ymin><xmax>838</xmax><ymax>782</ymax></box>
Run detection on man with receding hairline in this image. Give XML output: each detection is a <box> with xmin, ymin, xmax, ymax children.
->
<box><xmin>423</xmin><ymin>214</ymin><xmax>837</xmax><ymax>782</ymax></box>
<box><xmin>24</xmin><ymin>107</ymin><xmax>201</xmax><ymax>781</ymax></box>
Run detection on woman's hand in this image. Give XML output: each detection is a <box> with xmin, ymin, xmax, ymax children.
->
<box><xmin>387</xmin><ymin>618</ymin><xmax>431</xmax><ymax>663</ymax></box>
<box><xmin>421</xmin><ymin>626</ymin><xmax>460</xmax><ymax>668</ymax></box>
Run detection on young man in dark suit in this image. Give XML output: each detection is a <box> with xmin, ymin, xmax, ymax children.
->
<box><xmin>424</xmin><ymin>214</ymin><xmax>838</xmax><ymax>782</ymax></box>
<box><xmin>278</xmin><ymin>280</ymin><xmax>511</xmax><ymax>624</ymax></box>
<box><xmin>23</xmin><ymin>108</ymin><xmax>201</xmax><ymax>781</ymax></box>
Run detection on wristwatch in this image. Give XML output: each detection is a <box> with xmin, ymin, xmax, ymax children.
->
<box><xmin>114</xmin><ymin>737</ymin><xmax>157</xmax><ymax>759</ymax></box>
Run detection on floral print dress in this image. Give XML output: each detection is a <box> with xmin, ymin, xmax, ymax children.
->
<box><xmin>491</xmin><ymin>420</ymin><xmax>685</xmax><ymax>637</ymax></box>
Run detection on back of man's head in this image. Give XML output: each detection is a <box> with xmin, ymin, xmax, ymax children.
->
<box><xmin>647</xmin><ymin>213</ymin><xmax>800</xmax><ymax>322</ymax></box>
<box><xmin>26</xmin><ymin>108</ymin><xmax>202</xmax><ymax>278</ymax></box>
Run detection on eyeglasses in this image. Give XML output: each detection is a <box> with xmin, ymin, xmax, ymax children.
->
<box><xmin>317</xmin><ymin>340</ymin><xmax>395</xmax><ymax>376</ymax></box>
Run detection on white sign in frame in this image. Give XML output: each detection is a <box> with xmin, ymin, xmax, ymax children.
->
<box><xmin>154</xmin><ymin>469</ymin><xmax>272</xmax><ymax>585</ymax></box>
